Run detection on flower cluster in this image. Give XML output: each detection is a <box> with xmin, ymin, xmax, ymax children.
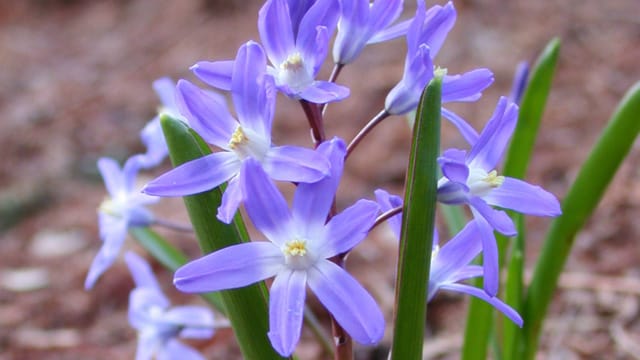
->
<box><xmin>86</xmin><ymin>0</ymin><xmax>562</xmax><ymax>357</ymax></box>
<box><xmin>125</xmin><ymin>252</ymin><xmax>215</xmax><ymax>360</ymax></box>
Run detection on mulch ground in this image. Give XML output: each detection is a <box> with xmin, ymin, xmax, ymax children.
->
<box><xmin>1</xmin><ymin>0</ymin><xmax>639</xmax><ymax>359</ymax></box>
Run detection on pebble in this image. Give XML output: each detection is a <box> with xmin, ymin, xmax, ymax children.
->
<box><xmin>30</xmin><ymin>229</ymin><xmax>87</xmax><ymax>258</ymax></box>
<box><xmin>1</xmin><ymin>268</ymin><xmax>49</xmax><ymax>292</ymax></box>
<box><xmin>14</xmin><ymin>328</ymin><xmax>81</xmax><ymax>349</ymax></box>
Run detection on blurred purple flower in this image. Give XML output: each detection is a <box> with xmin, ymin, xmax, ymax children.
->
<box><xmin>385</xmin><ymin>1</ymin><xmax>493</xmax><ymax>144</ymax></box>
<box><xmin>374</xmin><ymin>189</ymin><xmax>523</xmax><ymax>326</ymax></box>
<box><xmin>508</xmin><ymin>61</ymin><xmax>529</xmax><ymax>105</ymax></box>
<box><xmin>143</xmin><ymin>41</ymin><xmax>330</xmax><ymax>223</ymax></box>
<box><xmin>85</xmin><ymin>157</ymin><xmax>158</xmax><ymax>290</ymax></box>
<box><xmin>332</xmin><ymin>0</ymin><xmax>406</xmax><ymax>65</ymax></box>
<box><xmin>436</xmin><ymin>97</ymin><xmax>561</xmax><ymax>295</ymax></box>
<box><xmin>173</xmin><ymin>138</ymin><xmax>384</xmax><ymax>356</ymax></box>
<box><xmin>125</xmin><ymin>252</ymin><xmax>214</xmax><ymax>360</ymax></box>
<box><xmin>132</xmin><ymin>77</ymin><xmax>185</xmax><ymax>170</ymax></box>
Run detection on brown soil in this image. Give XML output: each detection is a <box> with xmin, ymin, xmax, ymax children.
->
<box><xmin>1</xmin><ymin>0</ymin><xmax>639</xmax><ymax>359</ymax></box>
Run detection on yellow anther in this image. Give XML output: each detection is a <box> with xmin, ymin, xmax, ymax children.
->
<box><xmin>99</xmin><ymin>198</ymin><xmax>122</xmax><ymax>218</ymax></box>
<box><xmin>484</xmin><ymin>170</ymin><xmax>505</xmax><ymax>188</ymax></box>
<box><xmin>434</xmin><ymin>66</ymin><xmax>448</xmax><ymax>77</ymax></box>
<box><xmin>281</xmin><ymin>53</ymin><xmax>304</xmax><ymax>71</ymax></box>
<box><xmin>284</xmin><ymin>240</ymin><xmax>307</xmax><ymax>257</ymax></box>
<box><xmin>431</xmin><ymin>244</ymin><xmax>440</xmax><ymax>260</ymax></box>
<box><xmin>229</xmin><ymin>127</ymin><xmax>248</xmax><ymax>150</ymax></box>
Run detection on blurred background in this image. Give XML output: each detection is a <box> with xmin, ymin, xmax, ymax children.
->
<box><xmin>1</xmin><ymin>0</ymin><xmax>639</xmax><ymax>358</ymax></box>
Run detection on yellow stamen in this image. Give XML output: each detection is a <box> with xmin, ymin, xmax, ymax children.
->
<box><xmin>229</xmin><ymin>126</ymin><xmax>248</xmax><ymax>150</ymax></box>
<box><xmin>434</xmin><ymin>66</ymin><xmax>448</xmax><ymax>77</ymax></box>
<box><xmin>484</xmin><ymin>170</ymin><xmax>505</xmax><ymax>188</ymax></box>
<box><xmin>99</xmin><ymin>198</ymin><xmax>120</xmax><ymax>218</ymax></box>
<box><xmin>431</xmin><ymin>244</ymin><xmax>440</xmax><ymax>260</ymax></box>
<box><xmin>284</xmin><ymin>240</ymin><xmax>307</xmax><ymax>257</ymax></box>
<box><xmin>281</xmin><ymin>53</ymin><xmax>304</xmax><ymax>71</ymax></box>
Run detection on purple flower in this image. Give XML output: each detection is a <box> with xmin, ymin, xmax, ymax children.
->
<box><xmin>385</xmin><ymin>1</ymin><xmax>493</xmax><ymax>144</ymax></box>
<box><xmin>174</xmin><ymin>138</ymin><xmax>384</xmax><ymax>356</ymax></box>
<box><xmin>125</xmin><ymin>252</ymin><xmax>214</xmax><ymax>360</ymax></box>
<box><xmin>332</xmin><ymin>0</ymin><xmax>406</xmax><ymax>65</ymax></box>
<box><xmin>143</xmin><ymin>41</ymin><xmax>330</xmax><ymax>223</ymax></box>
<box><xmin>375</xmin><ymin>189</ymin><xmax>523</xmax><ymax>326</ymax></box>
<box><xmin>192</xmin><ymin>0</ymin><xmax>348</xmax><ymax>104</ymax></box>
<box><xmin>132</xmin><ymin>77</ymin><xmax>184</xmax><ymax>170</ymax></box>
<box><xmin>259</xmin><ymin>0</ymin><xmax>348</xmax><ymax>103</ymax></box>
<box><xmin>85</xmin><ymin>157</ymin><xmax>158</xmax><ymax>290</ymax></box>
<box><xmin>436</xmin><ymin>97</ymin><xmax>561</xmax><ymax>295</ymax></box>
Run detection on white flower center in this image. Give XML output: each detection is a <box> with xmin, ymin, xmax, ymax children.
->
<box><xmin>228</xmin><ymin>126</ymin><xmax>269</xmax><ymax>161</ymax></box>
<box><xmin>282</xmin><ymin>239</ymin><xmax>314</xmax><ymax>270</ymax></box>
<box><xmin>277</xmin><ymin>52</ymin><xmax>313</xmax><ymax>93</ymax></box>
<box><xmin>467</xmin><ymin>168</ymin><xmax>505</xmax><ymax>197</ymax></box>
<box><xmin>158</xmin><ymin>106</ymin><xmax>182</xmax><ymax>121</ymax></box>
<box><xmin>98</xmin><ymin>194</ymin><xmax>128</xmax><ymax>218</ymax></box>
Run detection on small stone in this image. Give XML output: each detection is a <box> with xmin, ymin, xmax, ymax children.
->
<box><xmin>30</xmin><ymin>229</ymin><xmax>87</xmax><ymax>258</ymax></box>
<box><xmin>0</xmin><ymin>304</ymin><xmax>25</xmax><ymax>326</ymax></box>
<box><xmin>14</xmin><ymin>328</ymin><xmax>81</xmax><ymax>349</ymax></box>
<box><xmin>1</xmin><ymin>268</ymin><xmax>49</xmax><ymax>292</ymax></box>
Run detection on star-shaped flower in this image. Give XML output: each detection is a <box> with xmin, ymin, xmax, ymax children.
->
<box><xmin>85</xmin><ymin>157</ymin><xmax>158</xmax><ymax>290</ymax></box>
<box><xmin>143</xmin><ymin>41</ymin><xmax>330</xmax><ymax>223</ymax></box>
<box><xmin>192</xmin><ymin>0</ymin><xmax>348</xmax><ymax>104</ymax></box>
<box><xmin>385</xmin><ymin>1</ymin><xmax>494</xmax><ymax>144</ymax></box>
<box><xmin>436</xmin><ymin>96</ymin><xmax>561</xmax><ymax>295</ymax></box>
<box><xmin>173</xmin><ymin>138</ymin><xmax>384</xmax><ymax>356</ymax></box>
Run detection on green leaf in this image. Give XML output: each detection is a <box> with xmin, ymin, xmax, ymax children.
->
<box><xmin>461</xmin><ymin>288</ymin><xmax>494</xmax><ymax>360</ymax></box>
<box><xmin>504</xmin><ymin>38</ymin><xmax>560</xmax><ymax>178</ymax></box>
<box><xmin>502</xmin><ymin>215</ymin><xmax>525</xmax><ymax>359</ymax></box>
<box><xmin>160</xmin><ymin>114</ymin><xmax>286</xmax><ymax>360</ymax></box>
<box><xmin>390</xmin><ymin>76</ymin><xmax>442</xmax><ymax>360</ymax></box>
<box><xmin>129</xmin><ymin>226</ymin><xmax>226</xmax><ymax>313</ymax></box>
<box><xmin>520</xmin><ymin>81</ymin><xmax>640</xmax><ymax>359</ymax></box>
<box><xmin>462</xmin><ymin>38</ymin><xmax>561</xmax><ymax>360</ymax></box>
<box><xmin>439</xmin><ymin>203</ymin><xmax>468</xmax><ymax>237</ymax></box>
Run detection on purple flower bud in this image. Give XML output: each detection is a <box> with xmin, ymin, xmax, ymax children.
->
<box><xmin>332</xmin><ymin>0</ymin><xmax>406</xmax><ymax>65</ymax></box>
<box><xmin>508</xmin><ymin>61</ymin><xmax>529</xmax><ymax>105</ymax></box>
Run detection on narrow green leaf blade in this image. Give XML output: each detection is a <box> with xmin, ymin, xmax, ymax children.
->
<box><xmin>439</xmin><ymin>203</ymin><xmax>468</xmax><ymax>237</ymax></box>
<box><xmin>504</xmin><ymin>38</ymin><xmax>560</xmax><ymax>178</ymax></box>
<box><xmin>130</xmin><ymin>227</ymin><xmax>187</xmax><ymax>270</ymax></box>
<box><xmin>502</xmin><ymin>215</ymin><xmax>525</xmax><ymax>359</ymax></box>
<box><xmin>160</xmin><ymin>114</ymin><xmax>286</xmax><ymax>360</ymax></box>
<box><xmin>521</xmin><ymin>82</ymin><xmax>640</xmax><ymax>359</ymax></box>
<box><xmin>390</xmin><ymin>77</ymin><xmax>441</xmax><ymax>360</ymax></box>
<box><xmin>461</xmin><ymin>290</ymin><xmax>494</xmax><ymax>360</ymax></box>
